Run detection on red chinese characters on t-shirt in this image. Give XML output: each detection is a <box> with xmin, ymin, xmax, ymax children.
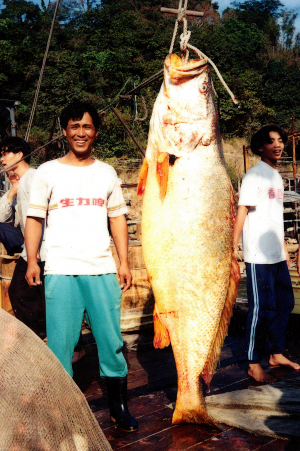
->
<box><xmin>60</xmin><ymin>198</ymin><xmax>105</xmax><ymax>207</ymax></box>
<box><xmin>268</xmin><ymin>188</ymin><xmax>283</xmax><ymax>200</ymax></box>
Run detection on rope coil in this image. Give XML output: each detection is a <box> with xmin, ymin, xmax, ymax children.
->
<box><xmin>169</xmin><ymin>0</ymin><xmax>240</xmax><ymax>107</ymax></box>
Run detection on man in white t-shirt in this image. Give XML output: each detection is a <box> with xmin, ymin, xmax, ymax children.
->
<box><xmin>0</xmin><ymin>137</ymin><xmax>45</xmax><ymax>335</ymax></box>
<box><xmin>234</xmin><ymin>125</ymin><xmax>300</xmax><ymax>383</ymax></box>
<box><xmin>25</xmin><ymin>101</ymin><xmax>138</xmax><ymax>432</ymax></box>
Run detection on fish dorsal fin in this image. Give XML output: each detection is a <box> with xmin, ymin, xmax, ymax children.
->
<box><xmin>201</xmin><ymin>188</ymin><xmax>241</xmax><ymax>385</ymax></box>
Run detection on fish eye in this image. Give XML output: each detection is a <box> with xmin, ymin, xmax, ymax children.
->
<box><xmin>199</xmin><ymin>83</ymin><xmax>208</xmax><ymax>93</ymax></box>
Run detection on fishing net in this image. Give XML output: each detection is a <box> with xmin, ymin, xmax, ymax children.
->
<box><xmin>0</xmin><ymin>308</ymin><xmax>112</xmax><ymax>451</ymax></box>
<box><xmin>207</xmin><ymin>376</ymin><xmax>300</xmax><ymax>438</ymax></box>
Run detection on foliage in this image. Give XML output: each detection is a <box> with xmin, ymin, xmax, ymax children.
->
<box><xmin>1</xmin><ymin>0</ymin><xmax>300</xmax><ymax>160</ymax></box>
<box><xmin>227</xmin><ymin>164</ymin><xmax>239</xmax><ymax>191</ymax></box>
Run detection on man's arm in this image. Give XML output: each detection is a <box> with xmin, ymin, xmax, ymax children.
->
<box><xmin>0</xmin><ymin>187</ymin><xmax>18</xmax><ymax>223</ymax></box>
<box><xmin>233</xmin><ymin>205</ymin><xmax>249</xmax><ymax>250</ymax></box>
<box><xmin>109</xmin><ymin>215</ymin><xmax>132</xmax><ymax>292</ymax></box>
<box><xmin>25</xmin><ymin>217</ymin><xmax>43</xmax><ymax>286</ymax></box>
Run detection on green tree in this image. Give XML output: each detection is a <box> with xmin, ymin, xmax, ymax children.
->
<box><xmin>280</xmin><ymin>10</ymin><xmax>298</xmax><ymax>50</ymax></box>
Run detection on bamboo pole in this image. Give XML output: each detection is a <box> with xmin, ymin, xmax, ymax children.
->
<box><xmin>43</xmin><ymin>115</ymin><xmax>57</xmax><ymax>163</ymax></box>
<box><xmin>243</xmin><ymin>145</ymin><xmax>249</xmax><ymax>173</ymax></box>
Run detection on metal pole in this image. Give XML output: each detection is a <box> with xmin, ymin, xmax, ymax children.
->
<box><xmin>9</xmin><ymin>107</ymin><xmax>17</xmax><ymax>137</ymax></box>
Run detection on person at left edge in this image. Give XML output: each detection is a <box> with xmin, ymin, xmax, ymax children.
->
<box><xmin>24</xmin><ymin>100</ymin><xmax>138</xmax><ymax>432</ymax></box>
<box><xmin>0</xmin><ymin>137</ymin><xmax>45</xmax><ymax>336</ymax></box>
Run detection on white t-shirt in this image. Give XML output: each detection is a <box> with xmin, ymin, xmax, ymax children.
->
<box><xmin>27</xmin><ymin>159</ymin><xmax>128</xmax><ymax>275</ymax></box>
<box><xmin>0</xmin><ymin>168</ymin><xmax>45</xmax><ymax>261</ymax></box>
<box><xmin>0</xmin><ymin>190</ymin><xmax>16</xmax><ymax>224</ymax></box>
<box><xmin>0</xmin><ymin>169</ymin><xmax>35</xmax><ymax>230</ymax></box>
<box><xmin>238</xmin><ymin>160</ymin><xmax>286</xmax><ymax>264</ymax></box>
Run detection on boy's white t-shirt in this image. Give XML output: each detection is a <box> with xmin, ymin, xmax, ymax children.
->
<box><xmin>238</xmin><ymin>160</ymin><xmax>286</xmax><ymax>264</ymax></box>
<box><xmin>27</xmin><ymin>159</ymin><xmax>128</xmax><ymax>275</ymax></box>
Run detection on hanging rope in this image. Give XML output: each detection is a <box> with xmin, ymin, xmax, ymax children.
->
<box><xmin>134</xmin><ymin>95</ymin><xmax>148</xmax><ymax>122</ymax></box>
<box><xmin>169</xmin><ymin>0</ymin><xmax>240</xmax><ymax>107</ymax></box>
<box><xmin>185</xmin><ymin>43</ymin><xmax>240</xmax><ymax>107</ymax></box>
<box><xmin>169</xmin><ymin>0</ymin><xmax>188</xmax><ymax>55</ymax></box>
<box><xmin>25</xmin><ymin>0</ymin><xmax>61</xmax><ymax>142</ymax></box>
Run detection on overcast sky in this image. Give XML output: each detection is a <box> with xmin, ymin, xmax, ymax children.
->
<box><xmin>218</xmin><ymin>0</ymin><xmax>300</xmax><ymax>32</ymax></box>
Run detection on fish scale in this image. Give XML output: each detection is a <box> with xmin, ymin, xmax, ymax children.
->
<box><xmin>138</xmin><ymin>53</ymin><xmax>240</xmax><ymax>425</ymax></box>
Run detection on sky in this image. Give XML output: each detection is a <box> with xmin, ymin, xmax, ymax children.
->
<box><xmin>217</xmin><ymin>0</ymin><xmax>300</xmax><ymax>32</ymax></box>
<box><xmin>26</xmin><ymin>0</ymin><xmax>300</xmax><ymax>33</ymax></box>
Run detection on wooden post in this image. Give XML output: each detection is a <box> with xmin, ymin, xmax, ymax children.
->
<box><xmin>160</xmin><ymin>7</ymin><xmax>204</xmax><ymax>17</ymax></box>
<box><xmin>243</xmin><ymin>145</ymin><xmax>249</xmax><ymax>173</ymax></box>
<box><xmin>292</xmin><ymin>116</ymin><xmax>298</xmax><ymax>238</ymax></box>
<box><xmin>292</xmin><ymin>116</ymin><xmax>296</xmax><ymax>180</ymax></box>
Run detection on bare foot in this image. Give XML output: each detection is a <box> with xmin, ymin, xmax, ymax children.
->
<box><xmin>72</xmin><ymin>348</ymin><xmax>86</xmax><ymax>364</ymax></box>
<box><xmin>248</xmin><ymin>363</ymin><xmax>276</xmax><ymax>383</ymax></box>
<box><xmin>269</xmin><ymin>354</ymin><xmax>300</xmax><ymax>370</ymax></box>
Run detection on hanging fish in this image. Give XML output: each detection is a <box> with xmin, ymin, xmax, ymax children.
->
<box><xmin>137</xmin><ymin>53</ymin><xmax>240</xmax><ymax>425</ymax></box>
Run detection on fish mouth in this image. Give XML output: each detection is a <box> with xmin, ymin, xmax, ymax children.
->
<box><xmin>166</xmin><ymin>54</ymin><xmax>208</xmax><ymax>83</ymax></box>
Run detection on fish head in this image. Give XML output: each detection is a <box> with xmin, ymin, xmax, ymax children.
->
<box><xmin>148</xmin><ymin>54</ymin><xmax>220</xmax><ymax>158</ymax></box>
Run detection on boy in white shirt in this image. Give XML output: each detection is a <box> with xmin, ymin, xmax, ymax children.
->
<box><xmin>234</xmin><ymin>125</ymin><xmax>300</xmax><ymax>383</ymax></box>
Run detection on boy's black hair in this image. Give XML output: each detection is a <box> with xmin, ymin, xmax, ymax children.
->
<box><xmin>1</xmin><ymin>136</ymin><xmax>32</xmax><ymax>164</ymax></box>
<box><xmin>251</xmin><ymin>125</ymin><xmax>287</xmax><ymax>156</ymax></box>
<box><xmin>60</xmin><ymin>101</ymin><xmax>100</xmax><ymax>130</ymax></box>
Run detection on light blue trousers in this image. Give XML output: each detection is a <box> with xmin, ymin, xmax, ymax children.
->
<box><xmin>45</xmin><ymin>274</ymin><xmax>128</xmax><ymax>378</ymax></box>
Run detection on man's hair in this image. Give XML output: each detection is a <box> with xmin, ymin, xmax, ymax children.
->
<box><xmin>60</xmin><ymin>101</ymin><xmax>100</xmax><ymax>130</ymax></box>
<box><xmin>251</xmin><ymin>125</ymin><xmax>288</xmax><ymax>156</ymax></box>
<box><xmin>1</xmin><ymin>136</ymin><xmax>32</xmax><ymax>164</ymax></box>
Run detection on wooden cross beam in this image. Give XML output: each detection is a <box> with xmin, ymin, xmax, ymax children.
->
<box><xmin>160</xmin><ymin>7</ymin><xmax>204</xmax><ymax>17</ymax></box>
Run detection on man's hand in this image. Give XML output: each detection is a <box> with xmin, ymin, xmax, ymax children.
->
<box><xmin>7</xmin><ymin>182</ymin><xmax>19</xmax><ymax>199</ymax></box>
<box><xmin>25</xmin><ymin>261</ymin><xmax>42</xmax><ymax>287</ymax></box>
<box><xmin>6</xmin><ymin>172</ymin><xmax>20</xmax><ymax>201</ymax></box>
<box><xmin>118</xmin><ymin>262</ymin><xmax>132</xmax><ymax>293</ymax></box>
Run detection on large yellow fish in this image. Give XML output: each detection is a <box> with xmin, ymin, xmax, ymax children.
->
<box><xmin>137</xmin><ymin>54</ymin><xmax>240</xmax><ymax>425</ymax></box>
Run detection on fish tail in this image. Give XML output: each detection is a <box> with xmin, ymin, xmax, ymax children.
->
<box><xmin>156</xmin><ymin>152</ymin><xmax>169</xmax><ymax>199</ymax></box>
<box><xmin>137</xmin><ymin>158</ymin><xmax>149</xmax><ymax>196</ymax></box>
<box><xmin>202</xmin><ymin>248</ymin><xmax>240</xmax><ymax>386</ymax></box>
<box><xmin>172</xmin><ymin>405</ymin><xmax>217</xmax><ymax>427</ymax></box>
<box><xmin>153</xmin><ymin>306</ymin><xmax>171</xmax><ymax>349</ymax></box>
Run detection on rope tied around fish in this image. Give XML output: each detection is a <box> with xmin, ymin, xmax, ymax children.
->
<box><xmin>169</xmin><ymin>0</ymin><xmax>240</xmax><ymax>108</ymax></box>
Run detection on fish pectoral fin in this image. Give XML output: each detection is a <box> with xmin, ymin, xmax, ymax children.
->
<box><xmin>153</xmin><ymin>307</ymin><xmax>171</xmax><ymax>349</ymax></box>
<box><xmin>137</xmin><ymin>158</ymin><xmax>149</xmax><ymax>196</ymax></box>
<box><xmin>156</xmin><ymin>152</ymin><xmax>169</xmax><ymax>200</ymax></box>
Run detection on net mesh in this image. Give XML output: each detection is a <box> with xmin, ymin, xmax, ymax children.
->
<box><xmin>0</xmin><ymin>309</ymin><xmax>112</xmax><ymax>451</ymax></box>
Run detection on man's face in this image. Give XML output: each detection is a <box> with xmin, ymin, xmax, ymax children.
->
<box><xmin>63</xmin><ymin>112</ymin><xmax>98</xmax><ymax>157</ymax></box>
<box><xmin>0</xmin><ymin>148</ymin><xmax>22</xmax><ymax>171</ymax></box>
<box><xmin>259</xmin><ymin>131</ymin><xmax>284</xmax><ymax>167</ymax></box>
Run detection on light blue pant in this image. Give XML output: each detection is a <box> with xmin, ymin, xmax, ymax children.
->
<box><xmin>45</xmin><ymin>274</ymin><xmax>128</xmax><ymax>378</ymax></box>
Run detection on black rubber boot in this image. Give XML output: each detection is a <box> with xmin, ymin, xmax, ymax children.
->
<box><xmin>105</xmin><ymin>376</ymin><xmax>138</xmax><ymax>432</ymax></box>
